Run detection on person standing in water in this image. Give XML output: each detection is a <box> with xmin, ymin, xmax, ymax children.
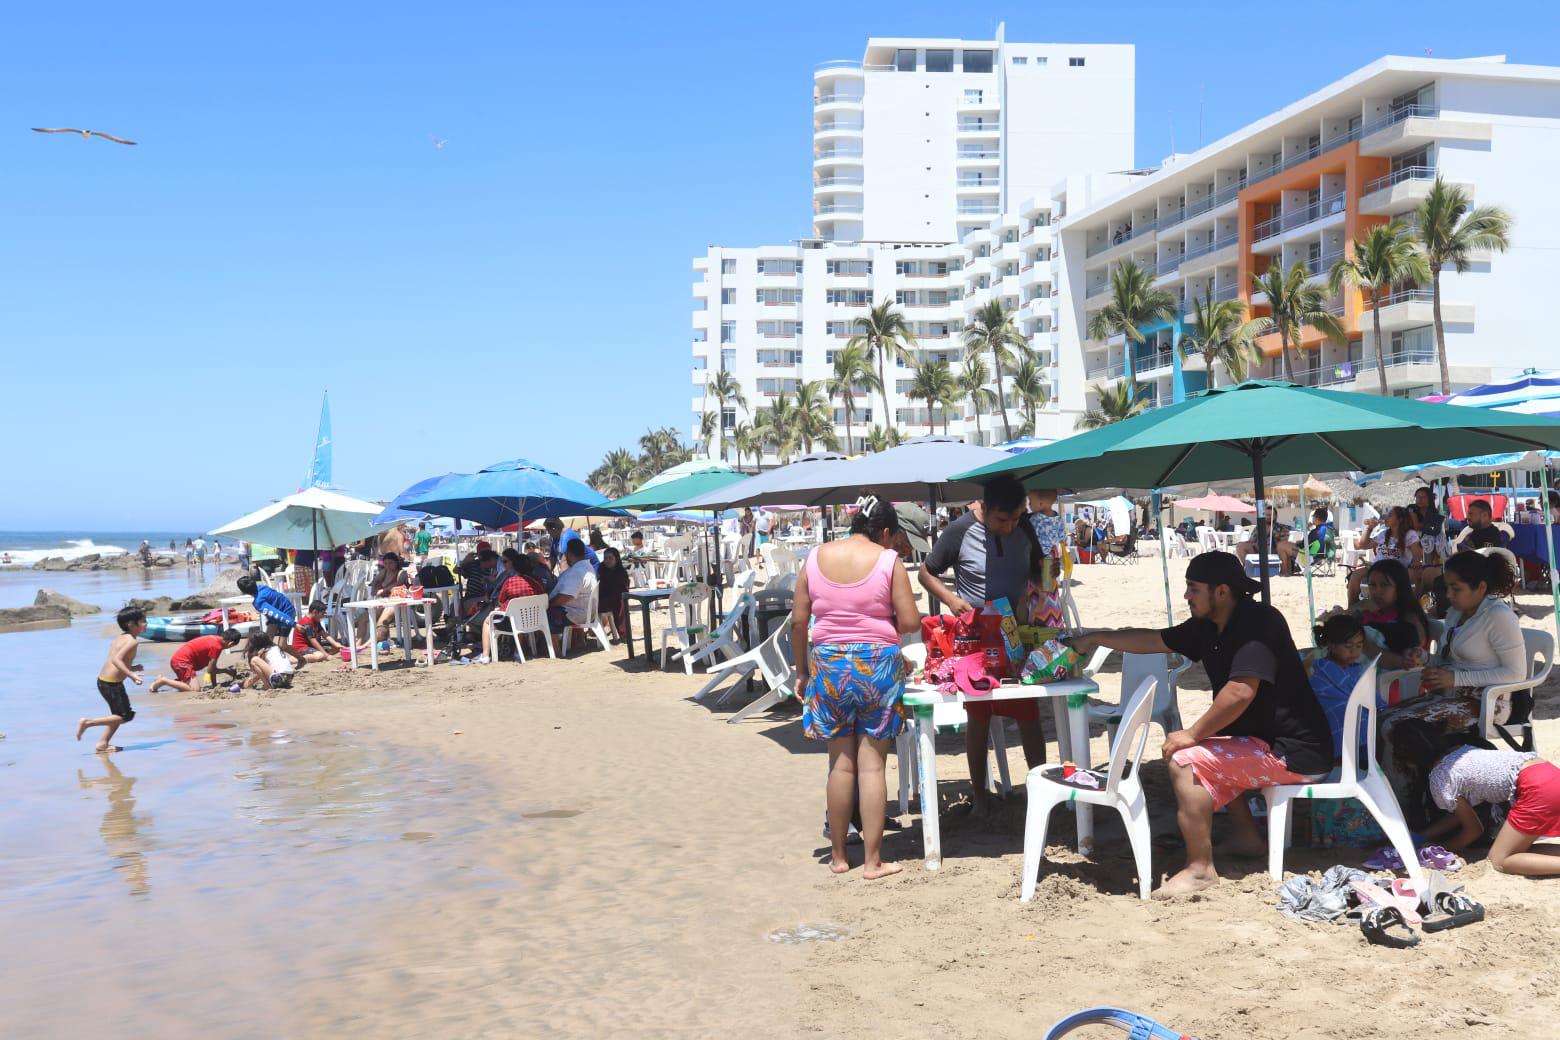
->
<box><xmin>77</xmin><ymin>607</ymin><xmax>147</xmax><ymax>754</ymax></box>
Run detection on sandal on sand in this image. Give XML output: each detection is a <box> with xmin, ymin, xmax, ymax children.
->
<box><xmin>1043</xmin><ymin>1006</ymin><xmax>1195</xmax><ymax>1040</ymax></box>
<box><xmin>1361</xmin><ymin>906</ymin><xmax>1421</xmax><ymax>949</ymax></box>
<box><xmin>1421</xmin><ymin>892</ymin><xmax>1485</xmax><ymax>933</ymax></box>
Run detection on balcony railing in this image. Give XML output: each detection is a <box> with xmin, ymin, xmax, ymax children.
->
<box><xmin>815</xmin><ymin>147</ymin><xmax>864</xmax><ymax>161</ymax></box>
<box><xmin>1301</xmin><ymin>249</ymin><xmax>1345</xmax><ymax>278</ymax></box>
<box><xmin>1212</xmin><ymin>284</ymin><xmax>1239</xmax><ymax>302</ymax></box>
<box><xmin>1252</xmin><ymin>192</ymin><xmax>1347</xmax><ymax>241</ymax></box>
<box><xmin>957</xmin><ymin>150</ymin><xmax>999</xmax><ymax>160</ymax></box>
<box><xmin>1135</xmin><ymin>350</ymin><xmax>1176</xmax><ymax>372</ymax></box>
<box><xmin>1183</xmin><ymin>232</ymin><xmax>1240</xmax><ymax>263</ymax></box>
<box><xmin>1154</xmin><ymin>254</ymin><xmax>1184</xmax><ymax>277</ymax></box>
<box><xmin>815</xmin><ymin>204</ymin><xmax>864</xmax><ymax>216</ymax></box>
<box><xmin>815</xmin><ymin>60</ymin><xmax>862</xmax><ymax>71</ymax></box>
<box><xmin>1087</xmin><ymin>217</ymin><xmax>1157</xmax><ymax>257</ymax></box>
<box><xmin>816</xmin><ymin>175</ymin><xmax>864</xmax><ymax>187</ymax></box>
<box><xmin>1360</xmin><ymin>104</ymin><xmax>1439</xmax><ymax>139</ymax></box>
<box><xmin>1181</xmin><ymin>182</ymin><xmax>1245</xmax><ymax>224</ymax></box>
<box><xmin>1365</xmin><ymin>288</ymin><xmax>1436</xmax><ymax>309</ymax></box>
<box><xmin>814</xmin><ymin>93</ymin><xmax>863</xmax><ymax>105</ymax></box>
<box><xmin>1365</xmin><ymin>165</ymin><xmax>1436</xmax><ymax>195</ymax></box>
<box><xmin>1086</xmin><ymin>282</ymin><xmax>1111</xmax><ymax>299</ymax></box>
<box><xmin>957</xmin><ymin>202</ymin><xmax>1000</xmax><ymax>215</ymax></box>
<box><xmin>957</xmin><ymin>122</ymin><xmax>1000</xmax><ymax>134</ymax></box>
<box><xmin>958</xmin><ymin>177</ymin><xmax>997</xmax><ymax>188</ymax></box>
<box><xmin>1381</xmin><ymin>348</ymin><xmax>1439</xmax><ymax>367</ymax></box>
<box><xmin>1085</xmin><ymin>359</ymin><xmax>1128</xmax><ymax>379</ymax></box>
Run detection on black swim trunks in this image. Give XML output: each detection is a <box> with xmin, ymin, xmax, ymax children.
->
<box><xmin>97</xmin><ymin>679</ymin><xmax>135</xmax><ymax>722</ymax></box>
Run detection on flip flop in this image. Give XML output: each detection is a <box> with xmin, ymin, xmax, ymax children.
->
<box><xmin>1421</xmin><ymin>892</ymin><xmax>1485</xmax><ymax>933</ymax></box>
<box><xmin>1418</xmin><ymin>845</ymin><xmax>1466</xmax><ymax>872</ymax></box>
<box><xmin>1361</xmin><ymin>906</ymin><xmax>1421</xmax><ymax>949</ymax></box>
<box><xmin>1364</xmin><ymin>847</ymin><xmax>1405</xmax><ymax>871</ymax></box>
<box><xmin>1350</xmin><ymin>880</ymin><xmax>1423</xmax><ymax>925</ymax></box>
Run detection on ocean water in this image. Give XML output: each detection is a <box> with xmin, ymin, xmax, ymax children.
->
<box><xmin>0</xmin><ymin>530</ymin><xmax>205</xmax><ymax>566</ymax></box>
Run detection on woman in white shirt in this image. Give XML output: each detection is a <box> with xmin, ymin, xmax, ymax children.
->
<box><xmin>1347</xmin><ymin>506</ymin><xmax>1422</xmax><ymax>605</ymax></box>
<box><xmin>1379</xmin><ymin>550</ymin><xmax>1528</xmax><ymax>822</ymax></box>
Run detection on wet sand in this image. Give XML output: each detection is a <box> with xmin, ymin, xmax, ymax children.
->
<box><xmin>5</xmin><ymin>560</ymin><xmax>1560</xmax><ymax>1037</ymax></box>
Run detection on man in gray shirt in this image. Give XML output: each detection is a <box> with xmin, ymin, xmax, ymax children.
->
<box><xmin>921</xmin><ymin>475</ymin><xmax>1045</xmax><ymax>815</ymax></box>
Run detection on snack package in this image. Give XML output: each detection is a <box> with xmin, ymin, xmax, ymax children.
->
<box><xmin>1020</xmin><ymin>640</ymin><xmax>1081</xmax><ymax>684</ymax></box>
<box><xmin>1017</xmin><ymin>625</ymin><xmax>1059</xmax><ymax>654</ymax></box>
<box><xmin>987</xmin><ymin>596</ymin><xmax>1025</xmax><ymax>671</ymax></box>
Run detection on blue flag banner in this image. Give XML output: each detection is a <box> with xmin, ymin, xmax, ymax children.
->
<box><xmin>302</xmin><ymin>392</ymin><xmax>332</xmax><ymax>490</ymax></box>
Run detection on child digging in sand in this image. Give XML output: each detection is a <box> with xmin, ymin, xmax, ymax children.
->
<box><xmin>241</xmin><ymin>632</ymin><xmax>296</xmax><ymax>690</ymax></box>
<box><xmin>78</xmin><ymin>607</ymin><xmax>147</xmax><ymax>753</ymax></box>
<box><xmin>149</xmin><ymin>629</ymin><xmax>242</xmax><ymax>693</ymax></box>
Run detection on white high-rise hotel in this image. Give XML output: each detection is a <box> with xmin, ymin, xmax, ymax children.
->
<box><xmin>693</xmin><ymin>39</ymin><xmax>1560</xmax><ymax>459</ymax></box>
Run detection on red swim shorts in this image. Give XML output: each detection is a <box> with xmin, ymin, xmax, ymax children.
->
<box><xmin>1170</xmin><ymin>735</ymin><xmax>1311</xmax><ymax>810</ymax></box>
<box><xmin>1506</xmin><ymin>761</ymin><xmax>1560</xmax><ymax>837</ymax></box>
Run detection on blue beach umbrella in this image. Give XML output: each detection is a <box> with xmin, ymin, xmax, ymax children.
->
<box><xmin>372</xmin><ymin>472</ymin><xmax>468</xmax><ymax>527</ymax></box>
<box><xmin>402</xmin><ymin>458</ymin><xmax>623</xmax><ymax>528</ymax></box>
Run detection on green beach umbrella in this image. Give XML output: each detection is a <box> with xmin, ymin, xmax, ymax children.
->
<box><xmin>956</xmin><ymin>381</ymin><xmax>1560</xmax><ymax>601</ymax></box>
<box><xmin>606</xmin><ymin>468</ymin><xmax>751</xmax><ymax>512</ymax></box>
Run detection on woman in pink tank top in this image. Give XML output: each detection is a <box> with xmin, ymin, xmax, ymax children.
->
<box><xmin>791</xmin><ymin>496</ymin><xmax>922</xmax><ymax>879</ymax></box>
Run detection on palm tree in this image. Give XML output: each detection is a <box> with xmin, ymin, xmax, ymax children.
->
<box><xmin>698</xmin><ymin>411</ymin><xmax>719</xmax><ymax>454</ymax></box>
<box><xmin>961</xmin><ymin>299</ymin><xmax>1024</xmax><ymax>442</ymax></box>
<box><xmin>754</xmin><ymin>395</ymin><xmax>800</xmax><ymax>463</ymax></box>
<box><xmin>1179</xmin><ymin>287</ymin><xmax>1267</xmax><ymax>389</ymax></box>
<box><xmin>1249</xmin><ymin>260</ymin><xmax>1348</xmax><ymax>383</ymax></box>
<box><xmin>707</xmin><ymin>369</ymin><xmax>747</xmax><ymax>460</ymax></box>
<box><xmin>589</xmin><ymin>447</ymin><xmax>640</xmax><ymax>497</ymax></box>
<box><xmin>1009</xmin><ymin>351</ymin><xmax>1050</xmax><ymax>438</ymax></box>
<box><xmin>1328</xmin><ymin>221</ymin><xmax>1432</xmax><ymax>395</ymax></box>
<box><xmin>863</xmin><ymin>424</ymin><xmax>903</xmax><ymax>453</ymax></box>
<box><xmin>731</xmin><ymin>422</ymin><xmax>757</xmax><ymax>471</ymax></box>
<box><xmin>1075</xmin><ymin>380</ymin><xmax>1149</xmax><ymax>430</ymax></box>
<box><xmin>956</xmin><ymin>354</ymin><xmax>997</xmax><ymax>444</ymax></box>
<box><xmin>908</xmin><ymin>360</ymin><xmax>958</xmax><ymax>435</ymax></box>
<box><xmin>1087</xmin><ymin>260</ymin><xmax>1177</xmax><ymax>383</ymax></box>
<box><xmin>826</xmin><ymin>342</ymin><xmax>881</xmax><ymax>455</ymax></box>
<box><xmin>847</xmin><ymin>300</ymin><xmax>917</xmax><ymax>439</ymax></box>
<box><xmin>792</xmin><ymin>380</ymin><xmax>839</xmax><ymax>454</ymax></box>
<box><xmin>1412</xmin><ymin>176</ymin><xmax>1514</xmax><ymax>394</ymax></box>
<box><xmin>637</xmin><ymin>426</ymin><xmax>691</xmax><ymax>478</ymax></box>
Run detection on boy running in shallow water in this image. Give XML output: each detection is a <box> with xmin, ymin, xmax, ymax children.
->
<box><xmin>77</xmin><ymin>607</ymin><xmax>147</xmax><ymax>753</ymax></box>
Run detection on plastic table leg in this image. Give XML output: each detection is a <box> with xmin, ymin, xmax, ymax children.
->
<box><xmin>915</xmin><ymin>707</ymin><xmax>942</xmax><ymax>871</ymax></box>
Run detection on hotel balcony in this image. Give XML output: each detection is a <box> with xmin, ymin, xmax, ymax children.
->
<box><xmin>1359</xmin><ymin>165</ymin><xmax>1443</xmax><ymax>216</ymax></box>
<box><xmin>1178</xmin><ymin>232</ymin><xmax>1240</xmax><ymax>277</ymax></box>
<box><xmin>1250</xmin><ymin>192</ymin><xmax>1347</xmax><ymax>255</ymax></box>
<box><xmin>1365</xmin><ymin>288</ymin><xmax>1473</xmax><ymax>331</ymax></box>
<box><xmin>814</xmin><ymin>60</ymin><xmax>864</xmax><ymax>81</ymax></box>
<box><xmin>1358</xmin><ymin>105</ymin><xmax>1490</xmax><ymax>156</ymax></box>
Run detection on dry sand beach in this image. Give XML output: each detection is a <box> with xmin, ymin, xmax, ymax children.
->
<box><xmin>8</xmin><ymin>557</ymin><xmax>1560</xmax><ymax>1038</ymax></box>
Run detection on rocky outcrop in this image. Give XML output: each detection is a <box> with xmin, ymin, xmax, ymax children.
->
<box><xmin>0</xmin><ymin>605</ymin><xmax>70</xmax><ymax>626</ymax></box>
<box><xmin>33</xmin><ymin>589</ymin><xmax>101</xmax><ymax>616</ymax></box>
<box><xmin>33</xmin><ymin>553</ymin><xmax>176</xmax><ymax>572</ymax></box>
<box><xmin>125</xmin><ymin>596</ymin><xmax>177</xmax><ymax>616</ymax></box>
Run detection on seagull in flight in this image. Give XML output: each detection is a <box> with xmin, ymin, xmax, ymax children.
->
<box><xmin>432</xmin><ymin>136</ymin><xmax>448</xmax><ymax>150</ymax></box>
<box><xmin>31</xmin><ymin>127</ymin><xmax>137</xmax><ymax>145</ymax></box>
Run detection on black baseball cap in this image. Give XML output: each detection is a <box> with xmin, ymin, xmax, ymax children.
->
<box><xmin>1185</xmin><ymin>550</ymin><xmax>1261</xmax><ymax>596</ymax></box>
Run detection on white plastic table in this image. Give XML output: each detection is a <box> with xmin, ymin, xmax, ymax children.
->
<box><xmin>342</xmin><ymin>597</ymin><xmax>435</xmax><ymax>670</ymax></box>
<box><xmin>218</xmin><ymin>595</ymin><xmax>251</xmax><ymax>631</ymax></box>
<box><xmin>902</xmin><ymin>676</ymin><xmax>1100</xmax><ymax>871</ymax></box>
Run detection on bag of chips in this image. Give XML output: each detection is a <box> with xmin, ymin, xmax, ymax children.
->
<box><xmin>1020</xmin><ymin>640</ymin><xmax>1081</xmax><ymax>684</ymax></box>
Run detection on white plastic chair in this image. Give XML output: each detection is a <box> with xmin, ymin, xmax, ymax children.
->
<box><xmin>1021</xmin><ymin>676</ymin><xmax>1159</xmax><ymax>901</ymax></box>
<box><xmin>492</xmin><ymin>594</ymin><xmax>554</xmax><ymax>663</ymax></box>
<box><xmin>682</xmin><ymin>593</ymin><xmax>754</xmax><ymax>672</ymax></box>
<box><xmin>660</xmin><ymin>582</ymin><xmax>711</xmax><ymax>671</ymax></box>
<box><xmin>726</xmin><ymin>627</ymin><xmax>800</xmax><ymax>725</ymax></box>
<box><xmin>1479</xmin><ymin>628</ymin><xmax>1553</xmax><ymax>751</ymax></box>
<box><xmin>1263</xmin><ymin>658</ymin><xmax>1425</xmax><ymax>886</ymax></box>
<box><xmin>559</xmin><ymin>581</ymin><xmax>613</xmax><ymax>657</ymax></box>
<box><xmin>1477</xmin><ymin>546</ymin><xmax>1523</xmax><ymax>606</ymax></box>
<box><xmin>1167</xmin><ymin>530</ymin><xmax>1192</xmax><ymax>558</ymax></box>
<box><xmin>1080</xmin><ymin>646</ymin><xmax>1192</xmax><ymax>741</ymax></box>
<box><xmin>769</xmin><ymin>545</ymin><xmax>801</xmax><ymax>578</ymax></box>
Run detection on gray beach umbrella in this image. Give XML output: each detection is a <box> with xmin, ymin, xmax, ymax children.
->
<box><xmin>668</xmin><ymin>452</ymin><xmax>851</xmax><ymax>511</ymax></box>
<box><xmin>750</xmin><ymin>435</ymin><xmax>1012</xmax><ymax>508</ymax></box>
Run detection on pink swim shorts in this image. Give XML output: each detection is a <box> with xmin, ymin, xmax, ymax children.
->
<box><xmin>1170</xmin><ymin>735</ymin><xmax>1310</xmax><ymax>809</ymax></box>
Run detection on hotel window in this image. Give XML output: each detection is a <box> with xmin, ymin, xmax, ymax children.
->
<box><xmin>1068</xmin><ymin>57</ymin><xmax>1086</xmax><ymax>67</ymax></box>
<box><xmin>826</xmin><ymin>258</ymin><xmax>870</xmax><ymax>275</ymax></box>
<box><xmin>721</xmin><ymin>408</ymin><xmax>736</xmax><ymax>430</ymax></box>
<box><xmin>720</xmin><ymin>288</ymin><xmax>735</xmax><ymax>304</ymax></box>
<box><xmin>757</xmin><ymin>258</ymin><xmax>803</xmax><ymax>274</ymax></box>
<box><xmin>720</xmin><ymin>321</ymin><xmax>736</xmax><ymax>343</ymax></box>
<box><xmin>720</xmin><ymin>258</ymin><xmax>737</xmax><ymax>274</ymax></box>
<box><xmin>720</xmin><ymin>348</ymin><xmax>736</xmax><ymax>371</ymax></box>
<box><xmin>925</xmin><ymin>49</ymin><xmax>953</xmax><ymax>73</ymax></box>
<box><xmin>895</xmin><ymin>48</ymin><xmax>916</xmax><ymax>72</ymax></box>
<box><xmin>1011</xmin><ymin>56</ymin><xmax>1027</xmax><ymax>66</ymax></box>
<box><xmin>963</xmin><ymin>50</ymin><xmax>993</xmax><ymax>73</ymax></box>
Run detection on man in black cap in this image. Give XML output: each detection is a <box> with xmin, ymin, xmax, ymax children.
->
<box><xmin>1068</xmin><ymin>551</ymin><xmax>1333</xmax><ymax>899</ymax></box>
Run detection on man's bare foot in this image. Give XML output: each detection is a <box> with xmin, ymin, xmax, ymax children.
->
<box><xmin>1152</xmin><ymin>866</ymin><xmax>1218</xmax><ymax>900</ymax></box>
<box><xmin>95</xmin><ymin>743</ymin><xmax>120</xmax><ymax>754</ymax></box>
<box><xmin>863</xmin><ymin>861</ymin><xmax>903</xmax><ymax>880</ymax></box>
<box><xmin>76</xmin><ymin>718</ymin><xmax>89</xmax><ymax>741</ymax></box>
<box><xmin>829</xmin><ymin>857</ymin><xmax>851</xmax><ymax>875</ymax></box>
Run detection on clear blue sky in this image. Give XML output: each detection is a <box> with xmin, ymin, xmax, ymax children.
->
<box><xmin>4</xmin><ymin>1</ymin><xmax>1554</xmax><ymax>530</ymax></box>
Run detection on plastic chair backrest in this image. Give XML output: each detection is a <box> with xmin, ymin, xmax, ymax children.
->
<box><xmin>900</xmin><ymin>640</ymin><xmax>927</xmax><ymax>670</ymax></box>
<box><xmin>505</xmin><ymin>594</ymin><xmax>549</xmax><ymax>635</ymax></box>
<box><xmin>1121</xmin><ymin>653</ymin><xmax>1175</xmax><ymax>717</ymax></box>
<box><xmin>1337</xmin><ymin>657</ymin><xmax>1382</xmax><ymax>785</ymax></box>
<box><xmin>1477</xmin><ymin>546</ymin><xmax>1521</xmax><ymax>588</ymax></box>
<box><xmin>1523</xmin><ymin>628</ymin><xmax>1554</xmax><ymax>685</ymax></box>
<box><xmin>770</xmin><ymin>572</ymin><xmax>798</xmax><ymax>594</ymax></box>
<box><xmin>1426</xmin><ymin>618</ymin><xmax>1447</xmax><ymax>655</ymax></box>
<box><xmin>756</xmin><ymin>626</ymin><xmax>794</xmax><ymax>693</ymax></box>
<box><xmin>1103</xmin><ymin>676</ymin><xmax>1158</xmax><ymax>796</ymax></box>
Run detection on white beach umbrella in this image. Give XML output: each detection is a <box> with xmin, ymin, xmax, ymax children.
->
<box><xmin>210</xmin><ymin>487</ymin><xmax>384</xmax><ymax>550</ymax></box>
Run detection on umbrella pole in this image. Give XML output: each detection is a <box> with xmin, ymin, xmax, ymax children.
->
<box><xmin>927</xmin><ymin>489</ymin><xmax>939</xmax><ymax>617</ymax></box>
<box><xmin>1300</xmin><ymin>478</ymin><xmax>1316</xmax><ymax>647</ymax></box>
<box><xmin>1543</xmin><ymin>460</ymin><xmax>1560</xmax><ymax>651</ymax></box>
<box><xmin>1254</xmin><ymin>449</ymin><xmax>1271</xmax><ymax>604</ymax></box>
<box><xmin>1155</xmin><ymin>489</ymin><xmax>1174</xmax><ymax>626</ymax></box>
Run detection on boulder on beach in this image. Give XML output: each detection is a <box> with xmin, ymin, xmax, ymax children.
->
<box><xmin>33</xmin><ymin>552</ymin><xmax>176</xmax><ymax>572</ymax></box>
<box><xmin>33</xmin><ymin>589</ymin><xmax>102</xmax><ymax>616</ymax></box>
<box><xmin>0</xmin><ymin>605</ymin><xmax>70</xmax><ymax>626</ymax></box>
<box><xmin>124</xmin><ymin>596</ymin><xmax>177</xmax><ymax>616</ymax></box>
<box><xmin>190</xmin><ymin>567</ymin><xmax>245</xmax><ymax>602</ymax></box>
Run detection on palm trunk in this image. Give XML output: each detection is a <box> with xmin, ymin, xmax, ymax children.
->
<box><xmin>1371</xmin><ymin>288</ymin><xmax>1389</xmax><ymax>396</ymax></box>
<box><xmin>1203</xmin><ymin>349</ymin><xmax>1216</xmax><ymax>389</ymax></box>
<box><xmin>877</xmin><ymin>347</ymin><xmax>894</xmax><ymax>437</ymax></box>
<box><xmin>843</xmin><ymin>402</ymin><xmax>853</xmax><ymax>456</ymax></box>
<box><xmin>1432</xmin><ymin>267</ymin><xmax>1451</xmax><ymax>395</ymax></box>
<box><xmin>992</xmin><ymin>350</ymin><xmax>1012</xmax><ymax>442</ymax></box>
<box><xmin>972</xmin><ymin>402</ymin><xmax>983</xmax><ymax>444</ymax></box>
<box><xmin>1280</xmin><ymin>330</ymin><xmax>1293</xmax><ymax>382</ymax></box>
